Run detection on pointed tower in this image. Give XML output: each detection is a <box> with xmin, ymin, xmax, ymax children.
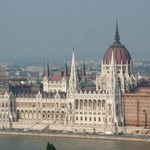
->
<box><xmin>68</xmin><ymin>48</ymin><xmax>77</xmax><ymax>93</ymax></box>
<box><xmin>114</xmin><ymin>19</ymin><xmax>120</xmax><ymax>43</ymax></box>
<box><xmin>43</xmin><ymin>59</ymin><xmax>50</xmax><ymax>92</ymax></box>
<box><xmin>63</xmin><ymin>59</ymin><xmax>68</xmax><ymax>78</ymax></box>
<box><xmin>109</xmin><ymin>51</ymin><xmax>116</xmax><ymax>92</ymax></box>
<box><xmin>101</xmin><ymin>19</ymin><xmax>137</xmax><ymax>93</ymax></box>
<box><xmin>82</xmin><ymin>60</ymin><xmax>86</xmax><ymax>78</ymax></box>
<box><xmin>109</xmin><ymin>51</ymin><xmax>121</xmax><ymax>127</ymax></box>
<box><xmin>45</xmin><ymin>59</ymin><xmax>50</xmax><ymax>79</ymax></box>
<box><xmin>77</xmin><ymin>68</ymin><xmax>81</xmax><ymax>82</ymax></box>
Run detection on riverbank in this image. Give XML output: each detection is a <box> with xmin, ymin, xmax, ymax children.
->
<box><xmin>0</xmin><ymin>130</ymin><xmax>150</xmax><ymax>142</ymax></box>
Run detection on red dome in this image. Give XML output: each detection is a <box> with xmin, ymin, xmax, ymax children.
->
<box><xmin>103</xmin><ymin>42</ymin><xmax>131</xmax><ymax>64</ymax></box>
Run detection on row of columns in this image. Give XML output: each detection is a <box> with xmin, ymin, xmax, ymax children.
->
<box><xmin>75</xmin><ymin>99</ymin><xmax>108</xmax><ymax>111</ymax></box>
<box><xmin>17</xmin><ymin>110</ymin><xmax>65</xmax><ymax>124</ymax></box>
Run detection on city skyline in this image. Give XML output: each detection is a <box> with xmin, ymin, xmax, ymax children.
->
<box><xmin>0</xmin><ymin>0</ymin><xmax>150</xmax><ymax>63</ymax></box>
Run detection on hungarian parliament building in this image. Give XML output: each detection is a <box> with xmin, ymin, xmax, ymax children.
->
<box><xmin>0</xmin><ymin>23</ymin><xmax>149</xmax><ymax>133</ymax></box>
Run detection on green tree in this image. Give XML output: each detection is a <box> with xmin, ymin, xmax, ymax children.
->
<box><xmin>46</xmin><ymin>142</ymin><xmax>56</xmax><ymax>150</ymax></box>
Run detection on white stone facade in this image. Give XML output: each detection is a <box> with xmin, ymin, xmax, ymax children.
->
<box><xmin>43</xmin><ymin>77</ymin><xmax>68</xmax><ymax>93</ymax></box>
<box><xmin>0</xmin><ymin>24</ymin><xmax>135</xmax><ymax>133</ymax></box>
<box><xmin>0</xmin><ymin>92</ymin><xmax>16</xmax><ymax>128</ymax></box>
<box><xmin>96</xmin><ymin>59</ymin><xmax>137</xmax><ymax>93</ymax></box>
<box><xmin>0</xmin><ymin>49</ymin><xmax>124</xmax><ymax>133</ymax></box>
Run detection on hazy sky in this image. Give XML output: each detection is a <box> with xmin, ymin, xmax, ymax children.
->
<box><xmin>0</xmin><ymin>0</ymin><xmax>150</xmax><ymax>63</ymax></box>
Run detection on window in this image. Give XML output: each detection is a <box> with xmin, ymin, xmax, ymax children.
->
<box><xmin>94</xmin><ymin>117</ymin><xmax>96</xmax><ymax>121</ymax></box>
<box><xmin>85</xmin><ymin>117</ymin><xmax>87</xmax><ymax>121</ymax></box>
<box><xmin>89</xmin><ymin>117</ymin><xmax>92</xmax><ymax>121</ymax></box>
<box><xmin>76</xmin><ymin>117</ymin><xmax>78</xmax><ymax>121</ymax></box>
<box><xmin>98</xmin><ymin>117</ymin><xmax>101</xmax><ymax>121</ymax></box>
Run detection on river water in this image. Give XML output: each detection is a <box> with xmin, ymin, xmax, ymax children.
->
<box><xmin>0</xmin><ymin>135</ymin><xmax>150</xmax><ymax>150</ymax></box>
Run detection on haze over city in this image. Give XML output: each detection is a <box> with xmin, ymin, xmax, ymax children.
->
<box><xmin>1</xmin><ymin>1</ymin><xmax>150</xmax><ymax>150</ymax></box>
<box><xmin>0</xmin><ymin>0</ymin><xmax>150</xmax><ymax>63</ymax></box>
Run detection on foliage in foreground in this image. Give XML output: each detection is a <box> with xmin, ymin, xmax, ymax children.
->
<box><xmin>46</xmin><ymin>142</ymin><xmax>56</xmax><ymax>150</ymax></box>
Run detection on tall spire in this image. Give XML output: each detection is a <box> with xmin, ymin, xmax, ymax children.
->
<box><xmin>114</xmin><ymin>18</ymin><xmax>120</xmax><ymax>42</ymax></box>
<box><xmin>69</xmin><ymin>48</ymin><xmax>77</xmax><ymax>93</ymax></box>
<box><xmin>63</xmin><ymin>58</ymin><xmax>68</xmax><ymax>77</ymax></box>
<box><xmin>82</xmin><ymin>60</ymin><xmax>86</xmax><ymax>77</ymax></box>
<box><xmin>109</xmin><ymin>51</ymin><xmax>117</xmax><ymax>92</ymax></box>
<box><xmin>45</xmin><ymin>59</ymin><xmax>50</xmax><ymax>79</ymax></box>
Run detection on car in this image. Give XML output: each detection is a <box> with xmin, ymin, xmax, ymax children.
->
<box><xmin>118</xmin><ymin>131</ymin><xmax>124</xmax><ymax>135</ymax></box>
<box><xmin>23</xmin><ymin>128</ymin><xmax>30</xmax><ymax>132</ymax></box>
<box><xmin>105</xmin><ymin>131</ymin><xmax>114</xmax><ymax>135</ymax></box>
<box><xmin>62</xmin><ymin>130</ymin><xmax>69</xmax><ymax>133</ymax></box>
<box><xmin>97</xmin><ymin>132</ymin><xmax>104</xmax><ymax>135</ymax></box>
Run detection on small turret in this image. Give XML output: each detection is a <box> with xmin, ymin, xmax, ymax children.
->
<box><xmin>45</xmin><ymin>59</ymin><xmax>50</xmax><ymax>79</ymax></box>
<box><xmin>82</xmin><ymin>60</ymin><xmax>86</xmax><ymax>78</ymax></box>
<box><xmin>63</xmin><ymin>59</ymin><xmax>68</xmax><ymax>78</ymax></box>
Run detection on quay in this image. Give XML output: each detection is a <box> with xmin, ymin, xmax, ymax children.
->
<box><xmin>0</xmin><ymin>130</ymin><xmax>150</xmax><ymax>142</ymax></box>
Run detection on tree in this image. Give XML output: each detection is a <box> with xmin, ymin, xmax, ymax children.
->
<box><xmin>46</xmin><ymin>142</ymin><xmax>56</xmax><ymax>150</ymax></box>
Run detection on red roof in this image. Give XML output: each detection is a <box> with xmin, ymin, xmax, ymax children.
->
<box><xmin>51</xmin><ymin>73</ymin><xmax>62</xmax><ymax>81</ymax></box>
<box><xmin>103</xmin><ymin>42</ymin><xmax>131</xmax><ymax>64</ymax></box>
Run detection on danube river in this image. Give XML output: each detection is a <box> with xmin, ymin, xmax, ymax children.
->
<box><xmin>0</xmin><ymin>135</ymin><xmax>150</xmax><ymax>150</ymax></box>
